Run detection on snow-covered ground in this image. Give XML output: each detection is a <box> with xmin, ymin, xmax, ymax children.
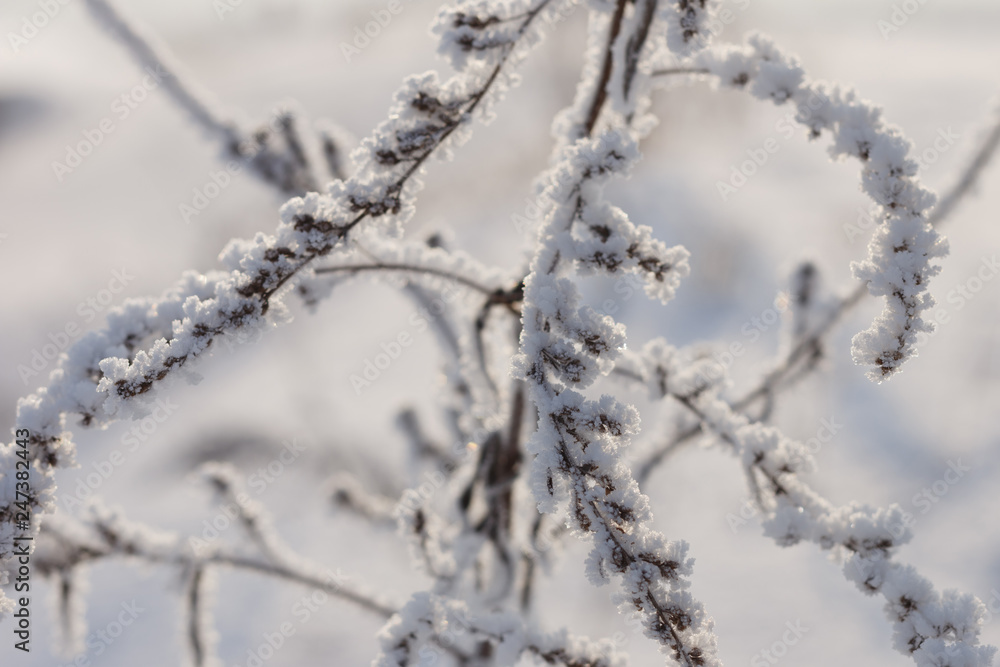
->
<box><xmin>2</xmin><ymin>0</ymin><xmax>999</xmax><ymax>665</ymax></box>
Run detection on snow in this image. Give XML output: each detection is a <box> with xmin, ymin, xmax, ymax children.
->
<box><xmin>1</xmin><ymin>0</ymin><xmax>1000</xmax><ymax>665</ymax></box>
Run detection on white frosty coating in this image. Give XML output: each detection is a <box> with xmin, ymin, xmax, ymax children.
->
<box><xmin>373</xmin><ymin>592</ymin><xmax>626</xmax><ymax>667</ymax></box>
<box><xmin>0</xmin><ymin>0</ymin><xmax>567</xmax><ymax>618</ymax></box>
<box><xmin>41</xmin><ymin>542</ymin><xmax>89</xmax><ymax>658</ymax></box>
<box><xmin>687</xmin><ymin>33</ymin><xmax>946</xmax><ymax>382</ymax></box>
<box><xmin>32</xmin><ymin>497</ymin><xmax>397</xmax><ymax>647</ymax></box>
<box><xmin>395</xmin><ymin>492</ymin><xmax>461</xmax><ymax>584</ymax></box>
<box><xmin>183</xmin><ymin>565</ymin><xmax>219</xmax><ymax>667</ymax></box>
<box><xmin>632</xmin><ymin>340</ymin><xmax>997</xmax><ymax>667</ymax></box>
<box><xmin>513</xmin><ymin>3</ymin><xmax>722</xmax><ymax>664</ymax></box>
<box><xmin>515</xmin><ymin>128</ymin><xmax>717</xmax><ymax>665</ymax></box>
<box><xmin>780</xmin><ymin>261</ymin><xmax>824</xmax><ymax>351</ymax></box>
<box><xmin>303</xmin><ymin>227</ymin><xmax>518</xmax><ymax>448</ymax></box>
<box><xmin>662</xmin><ymin>0</ymin><xmax>718</xmax><ymax>58</ymax></box>
<box><xmin>551</xmin><ymin>0</ymin><xmax>718</xmax><ymax>147</ymax></box>
<box><xmin>195</xmin><ymin>462</ymin><xmax>291</xmax><ymax>563</ymax></box>
<box><xmin>0</xmin><ymin>270</ymin><xmax>225</xmax><ymax>613</ymax></box>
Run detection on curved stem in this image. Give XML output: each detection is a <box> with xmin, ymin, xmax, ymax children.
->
<box><xmin>583</xmin><ymin>0</ymin><xmax>629</xmax><ymax>137</ymax></box>
<box><xmin>314</xmin><ymin>261</ymin><xmax>497</xmax><ymax>296</ymax></box>
<box><xmin>651</xmin><ymin>66</ymin><xmax>710</xmax><ymax>77</ymax></box>
<box><xmin>636</xmin><ymin>99</ymin><xmax>1000</xmax><ymax>482</ymax></box>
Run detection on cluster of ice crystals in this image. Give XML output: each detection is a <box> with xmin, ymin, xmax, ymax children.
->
<box><xmin>695</xmin><ymin>33</ymin><xmax>946</xmax><ymax>381</ymax></box>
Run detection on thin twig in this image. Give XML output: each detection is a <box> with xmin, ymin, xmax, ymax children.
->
<box><xmin>187</xmin><ymin>566</ymin><xmax>207</xmax><ymax>667</ymax></box>
<box><xmin>928</xmin><ymin>102</ymin><xmax>1000</xmax><ymax>226</ymax></box>
<box><xmin>651</xmin><ymin>66</ymin><xmax>710</xmax><ymax>77</ymax></box>
<box><xmin>636</xmin><ymin>101</ymin><xmax>1000</xmax><ymax>483</ymax></box>
<box><xmin>40</xmin><ymin>520</ymin><xmax>397</xmax><ymax>618</ymax></box>
<box><xmin>583</xmin><ymin>0</ymin><xmax>628</xmax><ymax>136</ymax></box>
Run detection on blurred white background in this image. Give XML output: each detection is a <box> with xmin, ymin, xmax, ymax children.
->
<box><xmin>2</xmin><ymin>0</ymin><xmax>1000</xmax><ymax>665</ymax></box>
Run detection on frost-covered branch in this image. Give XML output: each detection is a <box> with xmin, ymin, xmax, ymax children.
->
<box><xmin>31</xmin><ymin>497</ymin><xmax>395</xmax><ymax>666</ymax></box>
<box><xmin>516</xmin><ymin>130</ymin><xmax>716</xmax><ymax>665</ymax></box>
<box><xmin>513</xmin><ymin>5</ymin><xmax>725</xmax><ymax>664</ymax></box>
<box><xmin>375</xmin><ymin>592</ymin><xmax>626</xmax><ymax>667</ymax></box>
<box><xmin>928</xmin><ymin>96</ymin><xmax>1000</xmax><ymax>227</ymax></box>
<box><xmin>330</xmin><ymin>474</ymin><xmax>400</xmax><ymax>527</ymax></box>
<box><xmin>83</xmin><ymin>0</ymin><xmax>335</xmax><ymax>195</ymax></box>
<box><xmin>83</xmin><ymin>0</ymin><xmax>230</xmax><ymax>143</ymax></box>
<box><xmin>39</xmin><ymin>500</ymin><xmax>617</xmax><ymax>666</ymax></box>
<box><xmin>197</xmin><ymin>463</ymin><xmax>289</xmax><ymax>565</ymax></box>
<box><xmin>185</xmin><ymin>566</ymin><xmax>213</xmax><ymax>667</ymax></box>
<box><xmin>636</xmin><ymin>93</ymin><xmax>1000</xmax><ymax>481</ymax></box>
<box><xmin>633</xmin><ymin>273</ymin><xmax>857</xmax><ymax>483</ymax></box>
<box><xmin>5</xmin><ymin>1</ymin><xmax>998</xmax><ymax>665</ymax></box>
<box><xmin>656</xmin><ymin>34</ymin><xmax>948</xmax><ymax>381</ymax></box>
<box><xmin>314</xmin><ymin>261</ymin><xmax>497</xmax><ymax>296</ymax></box>
<box><xmin>651</xmin><ymin>66</ymin><xmax>709</xmax><ymax>77</ymax></box>
<box><xmin>0</xmin><ymin>0</ymin><xmax>565</xmax><ymax>611</ymax></box>
<box><xmin>627</xmin><ymin>341</ymin><xmax>997</xmax><ymax>667</ymax></box>
<box><xmin>581</xmin><ymin>0</ymin><xmax>628</xmax><ymax>137</ymax></box>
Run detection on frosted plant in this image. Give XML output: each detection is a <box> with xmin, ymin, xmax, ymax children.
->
<box><xmin>2</xmin><ymin>0</ymin><xmax>1000</xmax><ymax>665</ymax></box>
<box><xmin>683</xmin><ymin>35</ymin><xmax>946</xmax><ymax>381</ymax></box>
